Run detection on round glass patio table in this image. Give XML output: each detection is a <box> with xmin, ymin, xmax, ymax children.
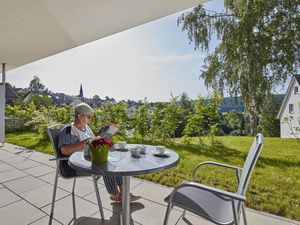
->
<box><xmin>68</xmin><ymin>144</ymin><xmax>180</xmax><ymax>225</ymax></box>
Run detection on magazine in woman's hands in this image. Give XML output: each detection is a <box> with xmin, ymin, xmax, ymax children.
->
<box><xmin>97</xmin><ymin>123</ymin><xmax>119</xmax><ymax>139</ymax></box>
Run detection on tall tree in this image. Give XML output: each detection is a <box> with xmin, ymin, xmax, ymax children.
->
<box><xmin>258</xmin><ymin>94</ymin><xmax>280</xmax><ymax>137</ymax></box>
<box><xmin>160</xmin><ymin>96</ymin><xmax>184</xmax><ymax>140</ymax></box>
<box><xmin>178</xmin><ymin>1</ymin><xmax>300</xmax><ymax>135</ymax></box>
<box><xmin>225</xmin><ymin>109</ymin><xmax>243</xmax><ymax>131</ymax></box>
<box><xmin>130</xmin><ymin>99</ymin><xmax>150</xmax><ymax>140</ymax></box>
<box><xmin>28</xmin><ymin>76</ymin><xmax>46</xmax><ymax>92</ymax></box>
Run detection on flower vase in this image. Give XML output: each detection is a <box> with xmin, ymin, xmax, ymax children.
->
<box><xmin>90</xmin><ymin>145</ymin><xmax>109</xmax><ymax>164</ymax></box>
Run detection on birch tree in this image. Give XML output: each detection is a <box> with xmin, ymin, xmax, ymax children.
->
<box><xmin>178</xmin><ymin>0</ymin><xmax>300</xmax><ymax>135</ymax></box>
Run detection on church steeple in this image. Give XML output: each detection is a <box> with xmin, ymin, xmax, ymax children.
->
<box><xmin>79</xmin><ymin>84</ymin><xmax>83</xmax><ymax>98</ymax></box>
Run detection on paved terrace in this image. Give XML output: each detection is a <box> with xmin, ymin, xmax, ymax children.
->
<box><xmin>0</xmin><ymin>143</ymin><xmax>299</xmax><ymax>225</ymax></box>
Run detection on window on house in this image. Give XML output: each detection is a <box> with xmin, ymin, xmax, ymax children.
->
<box><xmin>295</xmin><ymin>86</ymin><xmax>299</xmax><ymax>94</ymax></box>
<box><xmin>289</xmin><ymin>104</ymin><xmax>294</xmax><ymax>114</ymax></box>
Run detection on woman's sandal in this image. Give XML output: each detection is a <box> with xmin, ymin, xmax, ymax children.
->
<box><xmin>110</xmin><ymin>193</ymin><xmax>141</xmax><ymax>202</ymax></box>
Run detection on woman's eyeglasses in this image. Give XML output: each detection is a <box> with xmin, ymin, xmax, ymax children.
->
<box><xmin>78</xmin><ymin>114</ymin><xmax>92</xmax><ymax>119</ymax></box>
<box><xmin>85</xmin><ymin>114</ymin><xmax>92</xmax><ymax>119</ymax></box>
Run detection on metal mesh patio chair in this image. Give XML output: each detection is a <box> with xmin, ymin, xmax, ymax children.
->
<box><xmin>47</xmin><ymin>124</ymin><xmax>104</xmax><ymax>225</ymax></box>
<box><xmin>163</xmin><ymin>133</ymin><xmax>264</xmax><ymax>225</ymax></box>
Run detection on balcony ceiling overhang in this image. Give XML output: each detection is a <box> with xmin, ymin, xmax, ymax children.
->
<box><xmin>0</xmin><ymin>0</ymin><xmax>207</xmax><ymax>72</ymax></box>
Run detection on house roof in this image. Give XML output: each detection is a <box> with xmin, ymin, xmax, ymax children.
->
<box><xmin>0</xmin><ymin>0</ymin><xmax>207</xmax><ymax>72</ymax></box>
<box><xmin>295</xmin><ymin>75</ymin><xmax>300</xmax><ymax>85</ymax></box>
<box><xmin>5</xmin><ymin>83</ymin><xmax>19</xmax><ymax>99</ymax></box>
<box><xmin>277</xmin><ymin>75</ymin><xmax>300</xmax><ymax>119</ymax></box>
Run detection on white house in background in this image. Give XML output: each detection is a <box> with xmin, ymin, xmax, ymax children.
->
<box><xmin>277</xmin><ymin>75</ymin><xmax>300</xmax><ymax>138</ymax></box>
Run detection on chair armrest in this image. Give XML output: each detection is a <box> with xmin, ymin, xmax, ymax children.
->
<box><xmin>49</xmin><ymin>157</ymin><xmax>69</xmax><ymax>161</ymax></box>
<box><xmin>168</xmin><ymin>181</ymin><xmax>246</xmax><ymax>203</ymax></box>
<box><xmin>192</xmin><ymin>161</ymin><xmax>243</xmax><ymax>181</ymax></box>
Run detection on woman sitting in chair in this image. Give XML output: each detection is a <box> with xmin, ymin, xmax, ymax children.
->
<box><xmin>58</xmin><ymin>102</ymin><xmax>140</xmax><ymax>202</ymax></box>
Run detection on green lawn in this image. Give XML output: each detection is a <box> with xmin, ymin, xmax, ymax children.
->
<box><xmin>5</xmin><ymin>132</ymin><xmax>300</xmax><ymax>221</ymax></box>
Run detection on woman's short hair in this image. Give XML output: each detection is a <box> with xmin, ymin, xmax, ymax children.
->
<box><xmin>74</xmin><ymin>103</ymin><xmax>93</xmax><ymax>117</ymax></box>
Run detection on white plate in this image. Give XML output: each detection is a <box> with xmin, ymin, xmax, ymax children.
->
<box><xmin>152</xmin><ymin>150</ymin><xmax>170</xmax><ymax>156</ymax></box>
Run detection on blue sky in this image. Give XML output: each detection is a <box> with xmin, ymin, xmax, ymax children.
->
<box><xmin>5</xmin><ymin>0</ymin><xmax>287</xmax><ymax>102</ymax></box>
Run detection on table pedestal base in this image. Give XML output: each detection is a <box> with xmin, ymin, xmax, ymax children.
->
<box><xmin>121</xmin><ymin>176</ymin><xmax>130</xmax><ymax>225</ymax></box>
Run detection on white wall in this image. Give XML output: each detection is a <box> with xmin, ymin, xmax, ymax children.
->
<box><xmin>0</xmin><ymin>83</ymin><xmax>4</xmax><ymax>144</ymax></box>
<box><xmin>280</xmin><ymin>79</ymin><xmax>300</xmax><ymax>138</ymax></box>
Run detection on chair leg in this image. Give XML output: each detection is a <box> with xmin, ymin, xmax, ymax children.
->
<box><xmin>242</xmin><ymin>203</ymin><xmax>248</xmax><ymax>225</ymax></box>
<box><xmin>231</xmin><ymin>200</ymin><xmax>239</xmax><ymax>225</ymax></box>
<box><xmin>163</xmin><ymin>202</ymin><xmax>172</xmax><ymax>225</ymax></box>
<box><xmin>48</xmin><ymin>168</ymin><xmax>59</xmax><ymax>225</ymax></box>
<box><xmin>72</xmin><ymin>178</ymin><xmax>77</xmax><ymax>222</ymax></box>
<box><xmin>182</xmin><ymin>209</ymin><xmax>186</xmax><ymax>218</ymax></box>
<box><xmin>92</xmin><ymin>175</ymin><xmax>104</xmax><ymax>219</ymax></box>
<box><xmin>182</xmin><ymin>216</ymin><xmax>193</xmax><ymax>225</ymax></box>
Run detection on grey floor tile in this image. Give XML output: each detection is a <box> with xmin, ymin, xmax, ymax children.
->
<box><xmin>80</xmin><ymin>209</ymin><xmax>143</xmax><ymax>225</ymax></box>
<box><xmin>42</xmin><ymin>154</ymin><xmax>58</xmax><ymax>167</ymax></box>
<box><xmin>0</xmin><ymin>150</ymin><xmax>14</xmax><ymax>158</ymax></box>
<box><xmin>27</xmin><ymin>152</ymin><xmax>54</xmax><ymax>165</ymax></box>
<box><xmin>86</xmin><ymin>176</ymin><xmax>108</xmax><ymax>186</ymax></box>
<box><xmin>245</xmin><ymin>209</ymin><xmax>300</xmax><ymax>225</ymax></box>
<box><xmin>167</xmin><ymin>207</ymin><xmax>300</xmax><ymax>225</ymax></box>
<box><xmin>4</xmin><ymin>175</ymin><xmax>47</xmax><ymax>194</ymax></box>
<box><xmin>14</xmin><ymin>149</ymin><xmax>36</xmax><ymax>158</ymax></box>
<box><xmin>30</xmin><ymin>215</ymin><xmax>62</xmax><ymax>225</ymax></box>
<box><xmin>0</xmin><ymin>154</ymin><xmax>25</xmax><ymax>164</ymax></box>
<box><xmin>20</xmin><ymin>183</ymin><xmax>69</xmax><ymax>208</ymax></box>
<box><xmin>0</xmin><ymin>199</ymin><xmax>45</xmax><ymax>225</ymax></box>
<box><xmin>41</xmin><ymin>195</ymin><xmax>99</xmax><ymax>225</ymax></box>
<box><xmin>0</xmin><ymin>167</ymin><xmax>27</xmax><ymax>183</ymax></box>
<box><xmin>71</xmin><ymin>207</ymin><xmax>123</xmax><ymax>225</ymax></box>
<box><xmin>131</xmin><ymin>180</ymin><xmax>173</xmax><ymax>206</ymax></box>
<box><xmin>174</xmin><ymin>214</ymin><xmax>212</xmax><ymax>225</ymax></box>
<box><xmin>39</xmin><ymin>172</ymin><xmax>68</xmax><ymax>186</ymax></box>
<box><xmin>0</xmin><ymin>187</ymin><xmax>21</xmax><ymax>207</ymax></box>
<box><xmin>2</xmin><ymin>143</ymin><xmax>28</xmax><ymax>154</ymax></box>
<box><xmin>39</xmin><ymin>173</ymin><xmax>104</xmax><ymax>197</ymax></box>
<box><xmin>84</xmin><ymin>185</ymin><xmax>119</xmax><ymax>213</ymax></box>
<box><xmin>129</xmin><ymin>198</ymin><xmax>182</xmax><ymax>225</ymax></box>
<box><xmin>71</xmin><ymin>177</ymin><xmax>102</xmax><ymax>197</ymax></box>
<box><xmin>129</xmin><ymin>177</ymin><xmax>144</xmax><ymax>189</ymax></box>
<box><xmin>0</xmin><ymin>163</ymin><xmax>14</xmax><ymax>172</ymax></box>
<box><xmin>24</xmin><ymin>164</ymin><xmax>55</xmax><ymax>177</ymax></box>
<box><xmin>39</xmin><ymin>172</ymin><xmax>75</xmax><ymax>191</ymax></box>
<box><xmin>13</xmin><ymin>159</ymin><xmax>40</xmax><ymax>170</ymax></box>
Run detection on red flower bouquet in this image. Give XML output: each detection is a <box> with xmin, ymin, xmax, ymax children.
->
<box><xmin>88</xmin><ymin>137</ymin><xmax>113</xmax><ymax>164</ymax></box>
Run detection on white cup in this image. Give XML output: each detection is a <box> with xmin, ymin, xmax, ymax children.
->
<box><xmin>156</xmin><ymin>145</ymin><xmax>166</xmax><ymax>154</ymax></box>
<box><xmin>137</xmin><ymin>145</ymin><xmax>146</xmax><ymax>154</ymax></box>
<box><xmin>117</xmin><ymin>141</ymin><xmax>126</xmax><ymax>149</ymax></box>
<box><xmin>130</xmin><ymin>147</ymin><xmax>141</xmax><ymax>157</ymax></box>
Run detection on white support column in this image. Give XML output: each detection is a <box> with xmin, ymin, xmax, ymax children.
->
<box><xmin>0</xmin><ymin>63</ymin><xmax>6</xmax><ymax>147</ymax></box>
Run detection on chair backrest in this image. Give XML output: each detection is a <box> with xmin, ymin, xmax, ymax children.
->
<box><xmin>47</xmin><ymin>124</ymin><xmax>77</xmax><ymax>178</ymax></box>
<box><xmin>47</xmin><ymin>124</ymin><xmax>66</xmax><ymax>159</ymax></box>
<box><xmin>238</xmin><ymin>133</ymin><xmax>264</xmax><ymax>196</ymax></box>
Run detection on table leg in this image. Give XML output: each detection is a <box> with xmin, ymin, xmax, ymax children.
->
<box><xmin>122</xmin><ymin>176</ymin><xmax>130</xmax><ymax>225</ymax></box>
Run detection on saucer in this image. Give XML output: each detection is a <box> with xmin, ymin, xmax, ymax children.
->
<box><xmin>131</xmin><ymin>154</ymin><xmax>142</xmax><ymax>159</ymax></box>
<box><xmin>152</xmin><ymin>150</ymin><xmax>170</xmax><ymax>157</ymax></box>
<box><xmin>113</xmin><ymin>147</ymin><xmax>129</xmax><ymax>152</ymax></box>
